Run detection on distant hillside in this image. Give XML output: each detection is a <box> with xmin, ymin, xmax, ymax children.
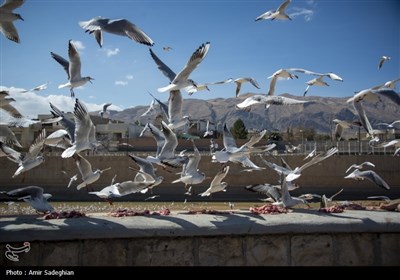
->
<box><xmin>110</xmin><ymin>93</ymin><xmax>400</xmax><ymax>134</ymax></box>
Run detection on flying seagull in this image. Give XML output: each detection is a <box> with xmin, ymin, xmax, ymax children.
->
<box><xmin>79</xmin><ymin>16</ymin><xmax>154</xmax><ymax>48</ymax></box>
<box><xmin>378</xmin><ymin>56</ymin><xmax>391</xmax><ymax>70</ymax></box>
<box><xmin>255</xmin><ymin>0</ymin><xmax>292</xmax><ymax>21</ymax></box>
<box><xmin>0</xmin><ymin>0</ymin><xmax>25</xmax><ymax>43</ymax></box>
<box><xmin>1</xmin><ymin>186</ymin><xmax>54</xmax><ymax>213</ymax></box>
<box><xmin>157</xmin><ymin>42</ymin><xmax>210</xmax><ymax>93</ymax></box>
<box><xmin>51</xmin><ymin>40</ymin><xmax>94</xmax><ymax>97</ymax></box>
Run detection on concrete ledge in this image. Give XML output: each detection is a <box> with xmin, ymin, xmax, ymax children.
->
<box><xmin>1</xmin><ymin>210</ymin><xmax>399</xmax><ymax>266</ymax></box>
<box><xmin>1</xmin><ymin>210</ymin><xmax>399</xmax><ymax>243</ymax></box>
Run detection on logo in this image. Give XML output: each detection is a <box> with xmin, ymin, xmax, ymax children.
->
<box><xmin>5</xmin><ymin>242</ymin><xmax>30</xmax><ymax>262</ymax></box>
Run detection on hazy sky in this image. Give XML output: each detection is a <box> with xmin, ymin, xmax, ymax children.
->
<box><xmin>0</xmin><ymin>0</ymin><xmax>399</xmax><ymax>117</ymax></box>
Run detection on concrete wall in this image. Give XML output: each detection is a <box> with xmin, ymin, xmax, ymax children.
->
<box><xmin>1</xmin><ymin>211</ymin><xmax>399</xmax><ymax>266</ymax></box>
<box><xmin>1</xmin><ymin>154</ymin><xmax>399</xmax><ymax>201</ymax></box>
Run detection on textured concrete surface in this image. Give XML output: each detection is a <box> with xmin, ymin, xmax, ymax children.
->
<box><xmin>0</xmin><ymin>210</ymin><xmax>399</xmax><ymax>266</ymax></box>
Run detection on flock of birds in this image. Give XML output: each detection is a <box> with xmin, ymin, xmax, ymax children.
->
<box><xmin>0</xmin><ymin>0</ymin><xmax>399</xmax><ymax>214</ymax></box>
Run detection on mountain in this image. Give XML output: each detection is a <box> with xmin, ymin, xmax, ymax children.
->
<box><xmin>111</xmin><ymin>93</ymin><xmax>400</xmax><ymax>134</ymax></box>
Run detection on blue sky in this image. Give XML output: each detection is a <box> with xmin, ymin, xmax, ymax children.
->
<box><xmin>0</xmin><ymin>0</ymin><xmax>399</xmax><ymax>117</ymax></box>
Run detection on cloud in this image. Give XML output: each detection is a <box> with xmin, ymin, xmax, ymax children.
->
<box><xmin>1</xmin><ymin>86</ymin><xmax>122</xmax><ymax>118</ymax></box>
<box><xmin>71</xmin><ymin>40</ymin><xmax>85</xmax><ymax>50</ymax></box>
<box><xmin>289</xmin><ymin>7</ymin><xmax>314</xmax><ymax>22</ymax></box>
<box><xmin>104</xmin><ymin>47</ymin><xmax>120</xmax><ymax>57</ymax></box>
<box><xmin>115</xmin><ymin>80</ymin><xmax>128</xmax><ymax>86</ymax></box>
<box><xmin>126</xmin><ymin>74</ymin><xmax>134</xmax><ymax>80</ymax></box>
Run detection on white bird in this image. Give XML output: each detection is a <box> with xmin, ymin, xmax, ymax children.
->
<box><xmin>255</xmin><ymin>0</ymin><xmax>292</xmax><ymax>21</ymax></box>
<box><xmin>236</xmin><ymin>95</ymin><xmax>308</xmax><ymax>110</ymax></box>
<box><xmin>344</xmin><ymin>169</ymin><xmax>390</xmax><ymax>190</ymax></box>
<box><xmin>20</xmin><ymin>82</ymin><xmax>49</xmax><ymax>93</ymax></box>
<box><xmin>376</xmin><ymin>120</ymin><xmax>400</xmax><ymax>129</ymax></box>
<box><xmin>0</xmin><ymin>0</ymin><xmax>25</xmax><ymax>43</ymax></box>
<box><xmin>157</xmin><ymin>42</ymin><xmax>210</xmax><ymax>93</ymax></box>
<box><xmin>371</xmin><ymin>77</ymin><xmax>400</xmax><ymax>90</ymax></box>
<box><xmin>0</xmin><ymin>125</ymin><xmax>22</xmax><ymax>147</ymax></box>
<box><xmin>186</xmin><ymin>78</ymin><xmax>233</xmax><ymax>95</ymax></box>
<box><xmin>303</xmin><ymin>146</ymin><xmax>317</xmax><ymax>160</ymax></box>
<box><xmin>1</xmin><ymin>186</ymin><xmax>54</xmax><ymax>213</ymax></box>
<box><xmin>0</xmin><ymin>90</ymin><xmax>22</xmax><ymax>117</ymax></box>
<box><xmin>332</xmin><ymin>119</ymin><xmax>358</xmax><ymax>141</ymax></box>
<box><xmin>273</xmin><ymin>175</ymin><xmax>306</xmax><ymax>208</ymax></box>
<box><xmin>367</xmin><ymin>196</ymin><xmax>391</xmax><ymax>202</ymax></box>
<box><xmin>51</xmin><ymin>40</ymin><xmax>94</xmax><ymax>97</ymax></box>
<box><xmin>79</xmin><ymin>16</ymin><xmax>154</xmax><ymax>48</ymax></box>
<box><xmin>267</xmin><ymin>69</ymin><xmax>298</xmax><ymax>96</ymax></box>
<box><xmin>233</xmin><ymin>77</ymin><xmax>260</xmax><ymax>98</ymax></box>
<box><xmin>303</xmin><ymin>76</ymin><xmax>329</xmax><ymax>96</ymax></box>
<box><xmin>378</xmin><ymin>56</ymin><xmax>391</xmax><ymax>70</ymax></box>
<box><xmin>203</xmin><ymin>120</ymin><xmax>214</xmax><ymax>138</ymax></box>
<box><xmin>146</xmin><ymin>121</ymin><xmax>188</xmax><ymax>168</ymax></box>
<box><xmin>6</xmin><ymin>129</ymin><xmax>46</xmax><ymax>179</ymax></box>
<box><xmin>99</xmin><ymin>103</ymin><xmax>112</xmax><ymax>119</ymax></box>
<box><xmin>199</xmin><ymin>166</ymin><xmax>230</xmax><ymax>196</ymax></box>
<box><xmin>62</xmin><ymin>99</ymin><xmax>98</xmax><ymax>158</ymax></box>
<box><xmin>73</xmin><ymin>153</ymin><xmax>110</xmax><ymax>190</ymax></box>
<box><xmin>145</xmin><ymin>195</ymin><xmax>160</xmax><ymax>201</ymax></box>
<box><xmin>140</xmin><ymin>122</ymin><xmax>165</xmax><ymax>158</ymax></box>
<box><xmin>128</xmin><ymin>153</ymin><xmax>164</xmax><ymax>191</ymax></box>
<box><xmin>172</xmin><ymin>141</ymin><xmax>206</xmax><ymax>192</ymax></box>
<box><xmin>140</xmin><ymin>99</ymin><xmax>156</xmax><ymax>117</ymax></box>
<box><xmin>287</xmin><ymin>68</ymin><xmax>343</xmax><ymax>82</ymax></box>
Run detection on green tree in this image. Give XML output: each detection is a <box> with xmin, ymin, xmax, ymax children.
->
<box><xmin>231</xmin><ymin>119</ymin><xmax>248</xmax><ymax>139</ymax></box>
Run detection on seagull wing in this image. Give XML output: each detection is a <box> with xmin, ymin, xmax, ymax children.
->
<box><xmin>172</xmin><ymin>42</ymin><xmax>210</xmax><ymax>83</ymax></box>
<box><xmin>68</xmin><ymin>40</ymin><xmax>82</xmax><ymax>81</ymax></box>
<box><xmin>1</xmin><ymin>0</ymin><xmax>26</xmax><ymax>10</ymax></box>
<box><xmin>115</xmin><ymin>19</ymin><xmax>154</xmax><ymax>46</ymax></box>
<box><xmin>149</xmin><ymin>48</ymin><xmax>176</xmax><ymax>82</ymax></box>
<box><xmin>128</xmin><ymin>154</ymin><xmax>156</xmax><ymax>178</ymax></box>
<box><xmin>359</xmin><ymin>170</ymin><xmax>390</xmax><ymax>190</ymax></box>
<box><xmin>50</xmin><ymin>52</ymin><xmax>70</xmax><ymax>79</ymax></box>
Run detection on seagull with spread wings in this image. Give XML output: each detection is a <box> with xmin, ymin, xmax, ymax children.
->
<box><xmin>79</xmin><ymin>16</ymin><xmax>154</xmax><ymax>48</ymax></box>
<box><xmin>51</xmin><ymin>40</ymin><xmax>94</xmax><ymax>97</ymax></box>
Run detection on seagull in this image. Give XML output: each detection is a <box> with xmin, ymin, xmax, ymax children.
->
<box><xmin>267</xmin><ymin>69</ymin><xmax>298</xmax><ymax>96</ymax></box>
<box><xmin>273</xmin><ymin>175</ymin><xmax>306</xmax><ymax>208</ymax></box>
<box><xmin>157</xmin><ymin>42</ymin><xmax>210</xmax><ymax>93</ymax></box>
<box><xmin>73</xmin><ymin>153</ymin><xmax>111</xmax><ymax>190</ymax></box>
<box><xmin>255</xmin><ymin>0</ymin><xmax>292</xmax><ymax>21</ymax></box>
<box><xmin>140</xmin><ymin>122</ymin><xmax>165</xmax><ymax>158</ymax></box>
<box><xmin>287</xmin><ymin>68</ymin><xmax>344</xmax><ymax>82</ymax></box>
<box><xmin>99</xmin><ymin>103</ymin><xmax>112</xmax><ymax>119</ymax></box>
<box><xmin>145</xmin><ymin>195</ymin><xmax>160</xmax><ymax>200</ymax></box>
<box><xmin>0</xmin><ymin>90</ymin><xmax>22</xmax><ymax>117</ymax></box>
<box><xmin>146</xmin><ymin>121</ymin><xmax>188</xmax><ymax>168</ymax></box>
<box><xmin>303</xmin><ymin>146</ymin><xmax>316</xmax><ymax>160</ymax></box>
<box><xmin>236</xmin><ymin>95</ymin><xmax>308</xmax><ymax>110</ymax></box>
<box><xmin>199</xmin><ymin>166</ymin><xmax>230</xmax><ymax>197</ymax></box>
<box><xmin>345</xmin><ymin>161</ymin><xmax>375</xmax><ymax>174</ymax></box>
<box><xmin>233</xmin><ymin>77</ymin><xmax>260</xmax><ymax>98</ymax></box>
<box><xmin>0</xmin><ymin>0</ymin><xmax>25</xmax><ymax>43</ymax></box>
<box><xmin>186</xmin><ymin>78</ymin><xmax>233</xmax><ymax>95</ymax></box>
<box><xmin>140</xmin><ymin>99</ymin><xmax>156</xmax><ymax>117</ymax></box>
<box><xmin>20</xmin><ymin>82</ymin><xmax>49</xmax><ymax>93</ymax></box>
<box><xmin>332</xmin><ymin>119</ymin><xmax>359</xmax><ymax>141</ymax></box>
<box><xmin>128</xmin><ymin>153</ymin><xmax>164</xmax><ymax>191</ymax></box>
<box><xmin>0</xmin><ymin>125</ymin><xmax>22</xmax><ymax>147</ymax></box>
<box><xmin>376</xmin><ymin>120</ymin><xmax>400</xmax><ymax>129</ymax></box>
<box><xmin>378</xmin><ymin>56</ymin><xmax>391</xmax><ymax>70</ymax></box>
<box><xmin>344</xmin><ymin>169</ymin><xmax>390</xmax><ymax>190</ymax></box>
<box><xmin>303</xmin><ymin>76</ymin><xmax>329</xmax><ymax>96</ymax></box>
<box><xmin>79</xmin><ymin>16</ymin><xmax>154</xmax><ymax>48</ymax></box>
<box><xmin>163</xmin><ymin>46</ymin><xmax>172</xmax><ymax>51</ymax></box>
<box><xmin>172</xmin><ymin>141</ymin><xmax>206</xmax><ymax>192</ymax></box>
<box><xmin>51</xmin><ymin>40</ymin><xmax>94</xmax><ymax>97</ymax></box>
<box><xmin>0</xmin><ymin>186</ymin><xmax>54</xmax><ymax>213</ymax></box>
<box><xmin>61</xmin><ymin>99</ymin><xmax>98</xmax><ymax>158</ymax></box>
<box><xmin>371</xmin><ymin>77</ymin><xmax>400</xmax><ymax>90</ymax></box>
<box><xmin>203</xmin><ymin>120</ymin><xmax>214</xmax><ymax>138</ymax></box>
<box><xmin>5</xmin><ymin>129</ymin><xmax>46</xmax><ymax>179</ymax></box>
